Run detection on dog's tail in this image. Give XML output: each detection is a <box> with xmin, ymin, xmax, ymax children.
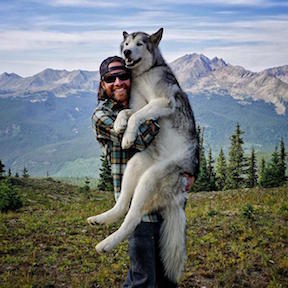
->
<box><xmin>160</xmin><ymin>193</ymin><xmax>187</xmax><ymax>283</ymax></box>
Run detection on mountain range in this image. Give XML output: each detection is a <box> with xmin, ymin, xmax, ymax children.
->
<box><xmin>0</xmin><ymin>53</ymin><xmax>287</xmax><ymax>177</ymax></box>
<box><xmin>170</xmin><ymin>54</ymin><xmax>288</xmax><ymax>115</ymax></box>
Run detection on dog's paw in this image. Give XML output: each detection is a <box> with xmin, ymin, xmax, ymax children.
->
<box><xmin>113</xmin><ymin>109</ymin><xmax>132</xmax><ymax>133</ymax></box>
<box><xmin>121</xmin><ymin>131</ymin><xmax>136</xmax><ymax>149</ymax></box>
<box><xmin>96</xmin><ymin>238</ymin><xmax>114</xmax><ymax>254</ymax></box>
<box><xmin>87</xmin><ymin>215</ymin><xmax>106</xmax><ymax>226</ymax></box>
<box><xmin>113</xmin><ymin>115</ymin><xmax>127</xmax><ymax>133</ymax></box>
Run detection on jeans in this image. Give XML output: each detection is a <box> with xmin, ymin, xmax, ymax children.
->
<box><xmin>123</xmin><ymin>221</ymin><xmax>178</xmax><ymax>288</ymax></box>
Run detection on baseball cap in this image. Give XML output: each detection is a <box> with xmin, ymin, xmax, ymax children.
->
<box><xmin>99</xmin><ymin>56</ymin><xmax>128</xmax><ymax>78</ymax></box>
<box><xmin>98</xmin><ymin>56</ymin><xmax>130</xmax><ymax>100</ymax></box>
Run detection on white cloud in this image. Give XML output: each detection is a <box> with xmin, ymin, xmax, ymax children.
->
<box><xmin>0</xmin><ymin>3</ymin><xmax>287</xmax><ymax>75</ymax></box>
<box><xmin>202</xmin><ymin>43</ymin><xmax>288</xmax><ymax>71</ymax></box>
<box><xmin>43</xmin><ymin>0</ymin><xmax>288</xmax><ymax>8</ymax></box>
<box><xmin>0</xmin><ymin>30</ymin><xmax>123</xmax><ymax>51</ymax></box>
<box><xmin>45</xmin><ymin>0</ymin><xmax>120</xmax><ymax>8</ymax></box>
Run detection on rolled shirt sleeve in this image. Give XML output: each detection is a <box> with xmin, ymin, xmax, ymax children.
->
<box><xmin>92</xmin><ymin>109</ymin><xmax>160</xmax><ymax>151</ymax></box>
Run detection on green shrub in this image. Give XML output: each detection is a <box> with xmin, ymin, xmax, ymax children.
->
<box><xmin>0</xmin><ymin>179</ymin><xmax>23</xmax><ymax>212</ymax></box>
<box><xmin>207</xmin><ymin>209</ymin><xmax>218</xmax><ymax>217</ymax></box>
<box><xmin>242</xmin><ymin>203</ymin><xmax>255</xmax><ymax>220</ymax></box>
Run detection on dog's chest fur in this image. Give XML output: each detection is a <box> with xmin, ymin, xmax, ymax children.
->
<box><xmin>130</xmin><ymin>68</ymin><xmax>170</xmax><ymax>109</ymax></box>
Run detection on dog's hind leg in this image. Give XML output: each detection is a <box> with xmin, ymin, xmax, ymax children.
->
<box><xmin>87</xmin><ymin>151</ymin><xmax>153</xmax><ymax>226</ymax></box>
<box><xmin>95</xmin><ymin>159</ymin><xmax>180</xmax><ymax>253</ymax></box>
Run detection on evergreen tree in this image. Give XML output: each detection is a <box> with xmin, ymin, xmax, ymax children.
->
<box><xmin>0</xmin><ymin>160</ymin><xmax>6</xmax><ymax>179</ymax></box>
<box><xmin>215</xmin><ymin>148</ymin><xmax>227</xmax><ymax>191</ymax></box>
<box><xmin>225</xmin><ymin>123</ymin><xmax>247</xmax><ymax>189</ymax></box>
<box><xmin>0</xmin><ymin>179</ymin><xmax>23</xmax><ymax>212</ymax></box>
<box><xmin>8</xmin><ymin>168</ymin><xmax>12</xmax><ymax>177</ymax></box>
<box><xmin>247</xmin><ymin>147</ymin><xmax>258</xmax><ymax>188</ymax></box>
<box><xmin>207</xmin><ymin>148</ymin><xmax>217</xmax><ymax>190</ymax></box>
<box><xmin>97</xmin><ymin>153</ymin><xmax>113</xmax><ymax>192</ymax></box>
<box><xmin>192</xmin><ymin>149</ymin><xmax>210</xmax><ymax>192</ymax></box>
<box><xmin>22</xmin><ymin>167</ymin><xmax>29</xmax><ymax>178</ymax></box>
<box><xmin>84</xmin><ymin>177</ymin><xmax>90</xmax><ymax>193</ymax></box>
<box><xmin>15</xmin><ymin>172</ymin><xmax>19</xmax><ymax>178</ymax></box>
<box><xmin>279</xmin><ymin>138</ymin><xmax>287</xmax><ymax>184</ymax></box>
<box><xmin>197</xmin><ymin>125</ymin><xmax>204</xmax><ymax>162</ymax></box>
<box><xmin>260</xmin><ymin>146</ymin><xmax>281</xmax><ymax>187</ymax></box>
<box><xmin>192</xmin><ymin>127</ymin><xmax>211</xmax><ymax>192</ymax></box>
<box><xmin>258</xmin><ymin>158</ymin><xmax>266</xmax><ymax>185</ymax></box>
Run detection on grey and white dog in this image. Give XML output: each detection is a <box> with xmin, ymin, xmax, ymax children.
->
<box><xmin>88</xmin><ymin>28</ymin><xmax>199</xmax><ymax>282</ymax></box>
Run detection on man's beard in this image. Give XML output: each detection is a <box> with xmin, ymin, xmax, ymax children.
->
<box><xmin>111</xmin><ymin>84</ymin><xmax>130</xmax><ymax>101</ymax></box>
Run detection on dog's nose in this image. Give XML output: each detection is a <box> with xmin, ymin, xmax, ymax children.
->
<box><xmin>124</xmin><ymin>49</ymin><xmax>131</xmax><ymax>58</ymax></box>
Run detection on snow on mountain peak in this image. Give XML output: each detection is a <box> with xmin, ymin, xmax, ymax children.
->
<box><xmin>169</xmin><ymin>55</ymin><xmax>288</xmax><ymax>114</ymax></box>
<box><xmin>0</xmin><ymin>55</ymin><xmax>287</xmax><ymax>115</ymax></box>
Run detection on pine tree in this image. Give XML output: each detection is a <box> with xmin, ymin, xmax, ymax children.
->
<box><xmin>0</xmin><ymin>179</ymin><xmax>23</xmax><ymax>212</ymax></box>
<box><xmin>207</xmin><ymin>148</ymin><xmax>216</xmax><ymax>190</ymax></box>
<box><xmin>197</xmin><ymin>125</ymin><xmax>204</xmax><ymax>162</ymax></box>
<box><xmin>192</xmin><ymin>127</ymin><xmax>211</xmax><ymax>192</ymax></box>
<box><xmin>260</xmin><ymin>146</ymin><xmax>281</xmax><ymax>187</ymax></box>
<box><xmin>196</xmin><ymin>125</ymin><xmax>201</xmax><ymax>149</ymax></box>
<box><xmin>192</xmin><ymin>149</ymin><xmax>210</xmax><ymax>192</ymax></box>
<box><xmin>215</xmin><ymin>148</ymin><xmax>227</xmax><ymax>191</ymax></box>
<box><xmin>8</xmin><ymin>169</ymin><xmax>12</xmax><ymax>177</ymax></box>
<box><xmin>22</xmin><ymin>167</ymin><xmax>29</xmax><ymax>178</ymax></box>
<box><xmin>271</xmin><ymin>145</ymin><xmax>281</xmax><ymax>181</ymax></box>
<box><xmin>84</xmin><ymin>177</ymin><xmax>90</xmax><ymax>193</ymax></box>
<box><xmin>15</xmin><ymin>172</ymin><xmax>19</xmax><ymax>178</ymax></box>
<box><xmin>258</xmin><ymin>158</ymin><xmax>266</xmax><ymax>186</ymax></box>
<box><xmin>225</xmin><ymin>123</ymin><xmax>247</xmax><ymax>189</ymax></box>
<box><xmin>279</xmin><ymin>138</ymin><xmax>287</xmax><ymax>184</ymax></box>
<box><xmin>247</xmin><ymin>147</ymin><xmax>257</xmax><ymax>188</ymax></box>
<box><xmin>0</xmin><ymin>160</ymin><xmax>6</xmax><ymax>179</ymax></box>
<box><xmin>97</xmin><ymin>153</ymin><xmax>113</xmax><ymax>192</ymax></box>
<box><xmin>78</xmin><ymin>177</ymin><xmax>92</xmax><ymax>195</ymax></box>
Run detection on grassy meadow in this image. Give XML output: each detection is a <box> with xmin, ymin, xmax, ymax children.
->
<box><xmin>0</xmin><ymin>177</ymin><xmax>287</xmax><ymax>287</ymax></box>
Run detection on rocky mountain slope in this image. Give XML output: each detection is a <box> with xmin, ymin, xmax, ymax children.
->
<box><xmin>170</xmin><ymin>54</ymin><xmax>288</xmax><ymax>114</ymax></box>
<box><xmin>0</xmin><ymin>54</ymin><xmax>287</xmax><ymax>176</ymax></box>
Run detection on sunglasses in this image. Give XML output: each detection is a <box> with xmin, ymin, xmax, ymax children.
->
<box><xmin>103</xmin><ymin>72</ymin><xmax>130</xmax><ymax>83</ymax></box>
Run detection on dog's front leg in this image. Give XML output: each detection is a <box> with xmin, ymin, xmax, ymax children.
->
<box><xmin>122</xmin><ymin>97</ymin><xmax>174</xmax><ymax>149</ymax></box>
<box><xmin>113</xmin><ymin>109</ymin><xmax>133</xmax><ymax>133</ymax></box>
<box><xmin>121</xmin><ymin>113</ymin><xmax>139</xmax><ymax>149</ymax></box>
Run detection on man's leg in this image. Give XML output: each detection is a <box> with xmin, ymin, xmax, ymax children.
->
<box><xmin>123</xmin><ymin>221</ymin><xmax>158</xmax><ymax>288</ymax></box>
<box><xmin>123</xmin><ymin>220</ymin><xmax>178</xmax><ymax>288</ymax></box>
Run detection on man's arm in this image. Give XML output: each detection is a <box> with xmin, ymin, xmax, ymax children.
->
<box><xmin>92</xmin><ymin>108</ymin><xmax>160</xmax><ymax>151</ymax></box>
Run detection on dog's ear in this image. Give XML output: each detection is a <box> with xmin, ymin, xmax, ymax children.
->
<box><xmin>150</xmin><ymin>28</ymin><xmax>163</xmax><ymax>47</ymax></box>
<box><xmin>123</xmin><ymin>31</ymin><xmax>129</xmax><ymax>39</ymax></box>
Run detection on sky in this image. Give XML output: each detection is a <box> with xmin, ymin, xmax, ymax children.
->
<box><xmin>0</xmin><ymin>0</ymin><xmax>288</xmax><ymax>77</ymax></box>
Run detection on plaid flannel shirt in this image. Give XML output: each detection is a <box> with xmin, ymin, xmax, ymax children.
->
<box><xmin>92</xmin><ymin>98</ymin><xmax>161</xmax><ymax>222</ymax></box>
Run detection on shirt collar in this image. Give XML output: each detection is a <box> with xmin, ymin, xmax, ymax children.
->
<box><xmin>105</xmin><ymin>98</ymin><xmax>125</xmax><ymax>111</ymax></box>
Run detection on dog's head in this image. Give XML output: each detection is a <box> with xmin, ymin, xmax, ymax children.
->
<box><xmin>120</xmin><ymin>28</ymin><xmax>163</xmax><ymax>71</ymax></box>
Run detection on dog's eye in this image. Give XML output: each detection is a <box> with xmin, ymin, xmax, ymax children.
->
<box><xmin>137</xmin><ymin>43</ymin><xmax>143</xmax><ymax>46</ymax></box>
<box><xmin>125</xmin><ymin>43</ymin><xmax>128</xmax><ymax>46</ymax></box>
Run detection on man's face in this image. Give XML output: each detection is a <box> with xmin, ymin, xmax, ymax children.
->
<box><xmin>101</xmin><ymin>61</ymin><xmax>131</xmax><ymax>106</ymax></box>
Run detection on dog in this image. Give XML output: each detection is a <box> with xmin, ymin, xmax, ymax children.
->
<box><xmin>87</xmin><ymin>28</ymin><xmax>199</xmax><ymax>282</ymax></box>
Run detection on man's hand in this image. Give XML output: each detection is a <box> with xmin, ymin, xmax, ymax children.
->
<box><xmin>184</xmin><ymin>173</ymin><xmax>195</xmax><ymax>192</ymax></box>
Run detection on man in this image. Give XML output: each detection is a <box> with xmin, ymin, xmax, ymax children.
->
<box><xmin>91</xmin><ymin>56</ymin><xmax>194</xmax><ymax>287</ymax></box>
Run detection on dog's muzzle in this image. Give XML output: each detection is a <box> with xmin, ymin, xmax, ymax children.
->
<box><xmin>125</xmin><ymin>57</ymin><xmax>142</xmax><ymax>68</ymax></box>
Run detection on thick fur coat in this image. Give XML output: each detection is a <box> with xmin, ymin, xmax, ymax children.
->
<box><xmin>88</xmin><ymin>28</ymin><xmax>199</xmax><ymax>282</ymax></box>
